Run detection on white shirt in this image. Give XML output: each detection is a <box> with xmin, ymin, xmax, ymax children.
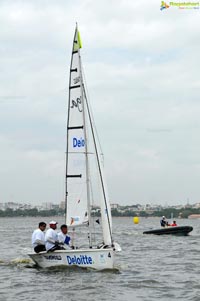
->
<box><xmin>32</xmin><ymin>229</ymin><xmax>45</xmax><ymax>248</ymax></box>
<box><xmin>58</xmin><ymin>231</ymin><xmax>71</xmax><ymax>248</ymax></box>
<box><xmin>58</xmin><ymin>231</ymin><xmax>66</xmax><ymax>243</ymax></box>
<box><xmin>45</xmin><ymin>228</ymin><xmax>58</xmax><ymax>251</ymax></box>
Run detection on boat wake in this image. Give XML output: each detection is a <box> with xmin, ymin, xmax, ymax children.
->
<box><xmin>0</xmin><ymin>257</ymin><xmax>33</xmax><ymax>267</ymax></box>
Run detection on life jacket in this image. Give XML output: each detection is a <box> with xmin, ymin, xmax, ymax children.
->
<box><xmin>160</xmin><ymin>220</ymin><xmax>166</xmax><ymax>227</ymax></box>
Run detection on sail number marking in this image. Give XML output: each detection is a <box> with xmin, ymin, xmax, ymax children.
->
<box><xmin>71</xmin><ymin>97</ymin><xmax>82</xmax><ymax>112</ymax></box>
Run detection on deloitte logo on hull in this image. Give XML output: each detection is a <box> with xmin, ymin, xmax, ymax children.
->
<box><xmin>67</xmin><ymin>255</ymin><xmax>93</xmax><ymax>265</ymax></box>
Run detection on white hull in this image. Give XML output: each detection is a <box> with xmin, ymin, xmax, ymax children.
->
<box><xmin>29</xmin><ymin>248</ymin><xmax>114</xmax><ymax>270</ymax></box>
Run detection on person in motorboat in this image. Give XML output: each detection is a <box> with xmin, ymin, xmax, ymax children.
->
<box><xmin>171</xmin><ymin>220</ymin><xmax>177</xmax><ymax>227</ymax></box>
<box><xmin>160</xmin><ymin>216</ymin><xmax>168</xmax><ymax>227</ymax></box>
<box><xmin>58</xmin><ymin>224</ymin><xmax>71</xmax><ymax>248</ymax></box>
<box><xmin>32</xmin><ymin>222</ymin><xmax>46</xmax><ymax>253</ymax></box>
<box><xmin>45</xmin><ymin>221</ymin><xmax>65</xmax><ymax>252</ymax></box>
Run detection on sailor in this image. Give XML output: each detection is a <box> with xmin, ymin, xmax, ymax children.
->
<box><xmin>160</xmin><ymin>216</ymin><xmax>167</xmax><ymax>227</ymax></box>
<box><xmin>45</xmin><ymin>221</ymin><xmax>65</xmax><ymax>252</ymax></box>
<box><xmin>58</xmin><ymin>224</ymin><xmax>71</xmax><ymax>248</ymax></box>
<box><xmin>32</xmin><ymin>222</ymin><xmax>46</xmax><ymax>253</ymax></box>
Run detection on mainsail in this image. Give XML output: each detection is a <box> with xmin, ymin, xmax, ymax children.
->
<box><xmin>65</xmin><ymin>24</ymin><xmax>113</xmax><ymax>247</ymax></box>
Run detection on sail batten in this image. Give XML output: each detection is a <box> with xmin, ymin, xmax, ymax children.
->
<box><xmin>68</xmin><ymin>126</ymin><xmax>84</xmax><ymax>130</ymax></box>
<box><xmin>69</xmin><ymin>85</ymin><xmax>81</xmax><ymax>90</ymax></box>
<box><xmin>66</xmin><ymin>174</ymin><xmax>82</xmax><ymax>178</ymax></box>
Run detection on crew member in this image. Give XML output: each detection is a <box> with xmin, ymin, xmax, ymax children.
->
<box><xmin>160</xmin><ymin>216</ymin><xmax>167</xmax><ymax>227</ymax></box>
<box><xmin>45</xmin><ymin>221</ymin><xmax>65</xmax><ymax>252</ymax></box>
<box><xmin>32</xmin><ymin>222</ymin><xmax>46</xmax><ymax>253</ymax></box>
<box><xmin>58</xmin><ymin>224</ymin><xmax>71</xmax><ymax>248</ymax></box>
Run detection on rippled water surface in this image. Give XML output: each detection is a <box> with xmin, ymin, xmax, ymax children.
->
<box><xmin>0</xmin><ymin>216</ymin><xmax>200</xmax><ymax>301</ymax></box>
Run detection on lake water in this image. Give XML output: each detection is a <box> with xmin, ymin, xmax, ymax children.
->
<box><xmin>0</xmin><ymin>216</ymin><xmax>200</xmax><ymax>301</ymax></box>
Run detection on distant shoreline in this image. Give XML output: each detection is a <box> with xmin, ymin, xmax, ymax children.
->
<box><xmin>1</xmin><ymin>205</ymin><xmax>200</xmax><ymax>219</ymax></box>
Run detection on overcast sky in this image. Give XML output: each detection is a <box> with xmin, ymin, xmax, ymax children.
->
<box><xmin>0</xmin><ymin>0</ymin><xmax>199</xmax><ymax>206</ymax></box>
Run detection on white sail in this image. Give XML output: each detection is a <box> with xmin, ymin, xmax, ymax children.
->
<box><xmin>65</xmin><ymin>25</ymin><xmax>113</xmax><ymax>246</ymax></box>
<box><xmin>65</xmin><ymin>27</ymin><xmax>88</xmax><ymax>227</ymax></box>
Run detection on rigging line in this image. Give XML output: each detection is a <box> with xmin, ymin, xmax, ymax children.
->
<box><xmin>83</xmin><ymin>84</ymin><xmax>113</xmax><ymax>245</ymax></box>
<box><xmin>78</xmin><ymin>45</ymin><xmax>93</xmax><ymax>248</ymax></box>
<box><xmin>81</xmin><ymin>64</ymin><xmax>104</xmax><ymax>163</ymax></box>
<box><xmin>82</xmin><ymin>63</ymin><xmax>113</xmax><ymax>243</ymax></box>
<box><xmin>88</xmin><ymin>175</ymin><xmax>97</xmax><ymax>245</ymax></box>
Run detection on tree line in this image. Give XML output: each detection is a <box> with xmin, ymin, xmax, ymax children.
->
<box><xmin>0</xmin><ymin>206</ymin><xmax>200</xmax><ymax>218</ymax></box>
<box><xmin>0</xmin><ymin>208</ymin><xmax>65</xmax><ymax>217</ymax></box>
<box><xmin>111</xmin><ymin>207</ymin><xmax>200</xmax><ymax>218</ymax></box>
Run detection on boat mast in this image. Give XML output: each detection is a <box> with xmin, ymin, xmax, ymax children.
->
<box><xmin>78</xmin><ymin>41</ymin><xmax>93</xmax><ymax>248</ymax></box>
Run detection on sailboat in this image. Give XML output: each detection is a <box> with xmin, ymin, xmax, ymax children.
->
<box><xmin>29</xmin><ymin>24</ymin><xmax>120</xmax><ymax>269</ymax></box>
